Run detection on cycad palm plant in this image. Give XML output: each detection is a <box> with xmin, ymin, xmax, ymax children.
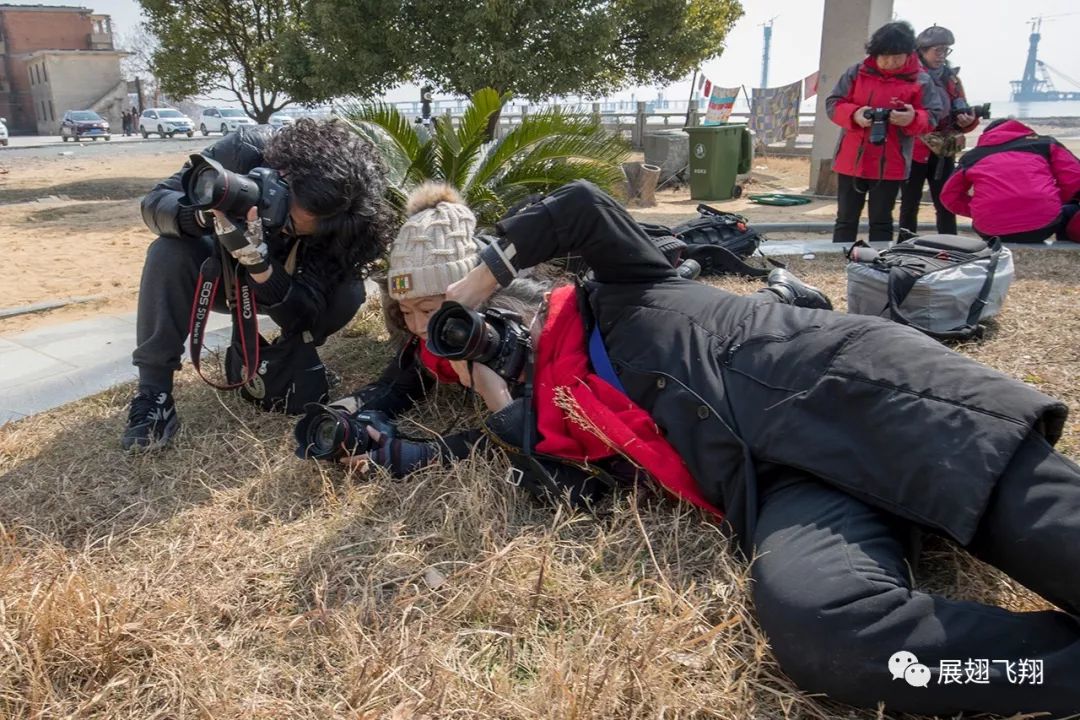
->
<box><xmin>340</xmin><ymin>88</ymin><xmax>630</xmax><ymax>226</ymax></box>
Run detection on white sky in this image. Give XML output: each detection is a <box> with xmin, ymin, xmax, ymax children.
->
<box><xmin>9</xmin><ymin>0</ymin><xmax>1080</xmax><ymax>110</ymax></box>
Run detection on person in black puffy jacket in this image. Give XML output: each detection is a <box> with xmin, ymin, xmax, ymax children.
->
<box><xmin>123</xmin><ymin>118</ymin><xmax>395</xmax><ymax>452</ymax></box>
<box><xmin>444</xmin><ymin>181</ymin><xmax>1080</xmax><ymax>717</ymax></box>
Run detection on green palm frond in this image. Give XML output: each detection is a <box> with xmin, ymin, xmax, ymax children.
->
<box><xmin>463</xmin><ymin>184</ymin><xmax>504</xmax><ymax>226</ymax></box>
<box><xmin>496</xmin><ymin>159</ymin><xmax>626</xmax><ymax>196</ymax></box>
<box><xmin>501</xmin><ymin>130</ymin><xmax>628</xmax><ymax>180</ymax></box>
<box><xmin>468</xmin><ymin>110</ymin><xmax>594</xmax><ymax>190</ymax></box>
<box><xmin>344</xmin><ymin>88</ymin><xmax>631</xmax><ymax>225</ymax></box>
<box><xmin>338</xmin><ymin>101</ymin><xmax>423</xmax><ymax>186</ymax></box>
<box><xmin>456</xmin><ymin>88</ymin><xmax>508</xmax><ymax>148</ymax></box>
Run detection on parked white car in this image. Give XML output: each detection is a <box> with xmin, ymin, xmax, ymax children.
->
<box><xmin>0</xmin><ymin>117</ymin><xmax>8</xmax><ymax>147</ymax></box>
<box><xmin>199</xmin><ymin>107</ymin><xmax>256</xmax><ymax>136</ymax></box>
<box><xmin>139</xmin><ymin>108</ymin><xmax>194</xmax><ymax>138</ymax></box>
<box><xmin>268</xmin><ymin>113</ymin><xmax>295</xmax><ymax>128</ymax></box>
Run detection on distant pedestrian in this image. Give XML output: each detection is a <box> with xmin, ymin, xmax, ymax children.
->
<box><xmin>122</xmin><ymin>110</ymin><xmax>131</xmax><ymax>136</ymax></box>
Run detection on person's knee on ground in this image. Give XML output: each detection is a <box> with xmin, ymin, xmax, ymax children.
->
<box><xmin>750</xmin><ymin>481</ymin><xmax>917</xmax><ymax>707</ymax></box>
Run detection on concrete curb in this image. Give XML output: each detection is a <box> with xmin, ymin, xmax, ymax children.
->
<box><xmin>0</xmin><ymin>295</ymin><xmax>106</xmax><ymax>319</ymax></box>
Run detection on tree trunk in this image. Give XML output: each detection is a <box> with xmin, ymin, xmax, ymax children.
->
<box><xmin>636</xmin><ymin>164</ymin><xmax>661</xmax><ymax>207</ymax></box>
<box><xmin>622</xmin><ymin>161</ymin><xmax>642</xmax><ymax>202</ymax></box>
<box><xmin>253</xmin><ymin>108</ymin><xmax>274</xmax><ymax>124</ymax></box>
<box><xmin>621</xmin><ymin>161</ymin><xmax>660</xmax><ymax>206</ymax></box>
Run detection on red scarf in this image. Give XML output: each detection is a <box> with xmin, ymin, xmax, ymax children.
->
<box><xmin>533</xmin><ymin>286</ymin><xmax>723</xmax><ymax>517</ymax></box>
<box><xmin>418</xmin><ymin>342</ymin><xmax>462</xmax><ymax>384</ymax></box>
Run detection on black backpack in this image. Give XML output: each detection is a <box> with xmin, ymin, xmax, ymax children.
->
<box><xmin>645</xmin><ymin>204</ymin><xmax>774</xmax><ymax>278</ymax></box>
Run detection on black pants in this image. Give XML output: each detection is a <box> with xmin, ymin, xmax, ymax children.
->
<box><xmin>833</xmin><ymin>173</ymin><xmax>902</xmax><ymax>244</ymax></box>
<box><xmin>132</xmin><ymin>234</ymin><xmax>365</xmax><ymax>392</ymax></box>
<box><xmin>977</xmin><ymin>203</ymin><xmax>1080</xmax><ymax>244</ymax></box>
<box><xmin>751</xmin><ymin>432</ymin><xmax>1080</xmax><ymax>716</ymax></box>
<box><xmin>898</xmin><ymin>155</ymin><xmax>957</xmax><ymax>236</ymax></box>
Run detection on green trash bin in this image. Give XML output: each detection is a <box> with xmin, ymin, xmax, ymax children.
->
<box><xmin>685</xmin><ymin>124</ymin><xmax>752</xmax><ymax>201</ymax></box>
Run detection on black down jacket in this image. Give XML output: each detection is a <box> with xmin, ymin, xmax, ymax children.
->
<box><xmin>484</xmin><ymin>181</ymin><xmax>1069</xmax><ymax>548</ymax></box>
<box><xmin>140</xmin><ymin>127</ymin><xmax>364</xmax><ymax>337</ymax></box>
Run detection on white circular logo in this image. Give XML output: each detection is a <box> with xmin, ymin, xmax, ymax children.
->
<box><xmin>694</xmin><ymin>143</ymin><xmax>706</xmax><ymax>159</ymax></box>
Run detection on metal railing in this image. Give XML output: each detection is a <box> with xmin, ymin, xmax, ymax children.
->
<box><xmin>414</xmin><ymin>101</ymin><xmax>815</xmax><ymax>150</ymax></box>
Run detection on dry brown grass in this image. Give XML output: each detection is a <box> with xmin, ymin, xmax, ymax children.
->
<box><xmin>1</xmin><ymin>249</ymin><xmax>1078</xmax><ymax>719</ymax></box>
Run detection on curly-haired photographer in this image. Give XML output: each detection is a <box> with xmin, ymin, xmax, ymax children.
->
<box><xmin>123</xmin><ymin>118</ymin><xmax>395</xmax><ymax>452</ymax></box>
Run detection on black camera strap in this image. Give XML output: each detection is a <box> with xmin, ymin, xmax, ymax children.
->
<box><xmin>187</xmin><ymin>249</ymin><xmax>261</xmax><ymax>389</ymax></box>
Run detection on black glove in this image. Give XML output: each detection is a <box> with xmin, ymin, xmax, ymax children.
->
<box><xmin>368</xmin><ymin>436</ymin><xmax>440</xmax><ymax>478</ymax></box>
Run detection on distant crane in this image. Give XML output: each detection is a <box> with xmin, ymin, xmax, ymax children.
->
<box><xmin>760</xmin><ymin>16</ymin><xmax>778</xmax><ymax>88</ymax></box>
<box><xmin>1011</xmin><ymin>13</ymin><xmax>1080</xmax><ymax>102</ymax></box>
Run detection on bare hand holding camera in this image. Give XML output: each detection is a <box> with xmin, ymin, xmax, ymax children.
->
<box><xmin>888</xmin><ymin>103</ymin><xmax>916</xmax><ymax>127</ymax></box>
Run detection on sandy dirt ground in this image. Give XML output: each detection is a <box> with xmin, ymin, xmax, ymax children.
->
<box><xmin>0</xmin><ymin>149</ymin><xmax>187</xmax><ymax>334</ymax></box>
<box><xmin>0</xmin><ymin>150</ymin><xmax>827</xmax><ymax>335</ymax></box>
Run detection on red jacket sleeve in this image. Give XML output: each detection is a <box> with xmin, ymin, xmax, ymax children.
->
<box><xmin>940</xmin><ymin>170</ymin><xmax>973</xmax><ymax>217</ymax></box>
<box><xmin>1049</xmin><ymin>143</ymin><xmax>1080</xmax><ymax>203</ymax></box>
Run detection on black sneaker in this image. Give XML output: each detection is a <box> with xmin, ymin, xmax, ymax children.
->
<box><xmin>122</xmin><ymin>389</ymin><xmax>179</xmax><ymax>452</ymax></box>
<box><xmin>765</xmin><ymin>269</ymin><xmax>834</xmax><ymax>311</ymax></box>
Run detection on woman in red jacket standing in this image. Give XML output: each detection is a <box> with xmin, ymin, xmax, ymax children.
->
<box><xmin>827</xmin><ymin>22</ymin><xmax>942</xmax><ymax>244</ymax></box>
<box><xmin>897</xmin><ymin>26</ymin><xmax>980</xmax><ymax>239</ymax></box>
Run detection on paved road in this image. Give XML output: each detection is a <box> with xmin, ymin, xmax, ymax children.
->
<box><xmin>0</xmin><ymin>132</ymin><xmax>215</xmax><ymax>161</ymax></box>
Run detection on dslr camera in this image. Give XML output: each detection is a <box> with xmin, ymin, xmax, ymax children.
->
<box><xmin>181</xmin><ymin>154</ymin><xmax>291</xmax><ymax>229</ymax></box>
<box><xmin>294</xmin><ymin>405</ymin><xmax>396</xmax><ymax>461</ymax></box>
<box><xmin>426</xmin><ymin>302</ymin><xmax>531</xmax><ymax>382</ymax></box>
<box><xmin>952</xmin><ymin>101</ymin><xmax>991</xmax><ymax>124</ymax></box>
<box><xmin>862</xmin><ymin>108</ymin><xmax>892</xmax><ymax>146</ymax></box>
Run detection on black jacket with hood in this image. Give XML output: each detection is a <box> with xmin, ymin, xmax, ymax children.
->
<box><xmin>140</xmin><ymin>126</ymin><xmax>364</xmax><ymax>338</ymax></box>
<box><xmin>479</xmin><ymin>181</ymin><xmax>1069</xmax><ymax>549</ymax></box>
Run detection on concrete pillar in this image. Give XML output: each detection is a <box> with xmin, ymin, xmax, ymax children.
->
<box><xmin>809</xmin><ymin>0</ymin><xmax>893</xmax><ymax>195</ymax></box>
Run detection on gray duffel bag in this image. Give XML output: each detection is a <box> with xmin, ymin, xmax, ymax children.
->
<box><xmin>846</xmin><ymin>234</ymin><xmax>1014</xmax><ymax>340</ymax></box>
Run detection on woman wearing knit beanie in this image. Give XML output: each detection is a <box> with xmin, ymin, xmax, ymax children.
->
<box><xmin>317</xmin><ymin>182</ymin><xmax>549</xmax><ymax>477</ymax></box>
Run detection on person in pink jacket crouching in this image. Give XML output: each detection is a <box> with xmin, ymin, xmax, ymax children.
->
<box><xmin>941</xmin><ymin>118</ymin><xmax>1080</xmax><ymax>243</ymax></box>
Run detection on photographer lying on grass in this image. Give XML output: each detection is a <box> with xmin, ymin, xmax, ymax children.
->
<box><xmin>333</xmin><ymin>180</ymin><xmax>1079</xmax><ymax>716</ymax></box>
<box><xmin>299</xmin><ymin>183</ymin><xmax>830</xmax><ymax>502</ymax></box>
<box><xmin>294</xmin><ymin>184</ymin><xmax>561</xmax><ymax>487</ymax></box>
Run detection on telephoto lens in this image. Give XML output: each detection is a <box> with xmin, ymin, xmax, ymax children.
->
<box><xmin>426</xmin><ymin>301</ymin><xmax>532</xmax><ymax>381</ymax></box>
<box><xmin>183</xmin><ymin>155</ymin><xmax>262</xmax><ymax>216</ymax></box>
<box><xmin>293</xmin><ymin>404</ymin><xmax>395</xmax><ymax>461</ymax></box>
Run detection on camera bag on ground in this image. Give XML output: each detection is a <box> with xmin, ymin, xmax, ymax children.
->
<box><xmin>846</xmin><ymin>234</ymin><xmax>1014</xmax><ymax>340</ymax></box>
<box><xmin>224</xmin><ymin>330</ymin><xmax>329</xmax><ymax>414</ymax></box>
<box><xmin>671</xmin><ymin>204</ymin><xmax>763</xmax><ymax>257</ymax></box>
<box><xmin>189</xmin><ymin>245</ymin><xmax>330</xmax><ymax>415</ymax></box>
<box><xmin>644</xmin><ymin>205</ymin><xmax>775</xmax><ymax>278</ymax></box>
